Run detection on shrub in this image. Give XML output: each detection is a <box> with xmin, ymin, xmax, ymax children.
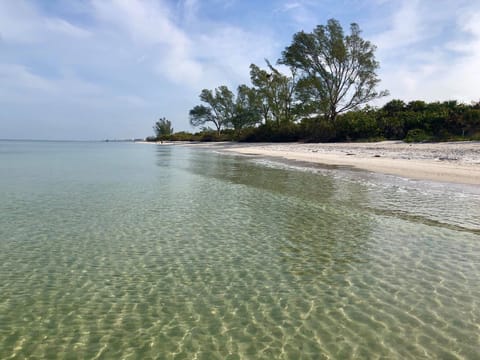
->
<box><xmin>145</xmin><ymin>136</ymin><xmax>157</xmax><ymax>142</ymax></box>
<box><xmin>335</xmin><ymin>111</ymin><xmax>379</xmax><ymax>141</ymax></box>
<box><xmin>169</xmin><ymin>131</ymin><xmax>198</xmax><ymax>141</ymax></box>
<box><xmin>238</xmin><ymin>123</ymin><xmax>301</xmax><ymax>142</ymax></box>
<box><xmin>404</xmin><ymin>129</ymin><xmax>433</xmax><ymax>143</ymax></box>
<box><xmin>300</xmin><ymin>118</ymin><xmax>336</xmax><ymax>142</ymax></box>
<box><xmin>469</xmin><ymin>132</ymin><xmax>480</xmax><ymax>141</ymax></box>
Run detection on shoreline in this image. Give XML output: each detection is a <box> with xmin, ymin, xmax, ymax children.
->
<box><xmin>139</xmin><ymin>140</ymin><xmax>480</xmax><ymax>185</ymax></box>
<box><xmin>201</xmin><ymin>141</ymin><xmax>480</xmax><ymax>186</ymax></box>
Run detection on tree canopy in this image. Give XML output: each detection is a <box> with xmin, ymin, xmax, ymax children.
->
<box><xmin>189</xmin><ymin>85</ymin><xmax>262</xmax><ymax>134</ymax></box>
<box><xmin>249</xmin><ymin>61</ymin><xmax>299</xmax><ymax>126</ymax></box>
<box><xmin>160</xmin><ymin>18</ymin><xmax>480</xmax><ymax>143</ymax></box>
<box><xmin>231</xmin><ymin>84</ymin><xmax>262</xmax><ymax>132</ymax></box>
<box><xmin>189</xmin><ymin>86</ymin><xmax>235</xmax><ymax>134</ymax></box>
<box><xmin>153</xmin><ymin>117</ymin><xmax>173</xmax><ymax>139</ymax></box>
<box><xmin>281</xmin><ymin>19</ymin><xmax>388</xmax><ymax>123</ymax></box>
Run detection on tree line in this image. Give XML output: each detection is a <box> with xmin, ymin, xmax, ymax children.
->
<box><xmin>150</xmin><ymin>19</ymin><xmax>480</xmax><ymax>143</ymax></box>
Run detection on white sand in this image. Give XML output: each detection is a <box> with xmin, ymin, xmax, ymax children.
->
<box><xmin>218</xmin><ymin>141</ymin><xmax>480</xmax><ymax>185</ymax></box>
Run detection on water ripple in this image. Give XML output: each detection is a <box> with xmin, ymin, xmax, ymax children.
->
<box><xmin>0</xmin><ymin>142</ymin><xmax>479</xmax><ymax>359</ymax></box>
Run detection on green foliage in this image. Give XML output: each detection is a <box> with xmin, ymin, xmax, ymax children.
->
<box><xmin>189</xmin><ymin>105</ymin><xmax>215</xmax><ymax>131</ymax></box>
<box><xmin>231</xmin><ymin>85</ymin><xmax>262</xmax><ymax>132</ymax></box>
<box><xmin>383</xmin><ymin>99</ymin><xmax>406</xmax><ymax>115</ymax></box>
<box><xmin>335</xmin><ymin>109</ymin><xmax>378</xmax><ymax>141</ymax></box>
<box><xmin>177</xmin><ymin>19</ymin><xmax>480</xmax><ymax>144</ymax></box>
<box><xmin>238</xmin><ymin>122</ymin><xmax>301</xmax><ymax>142</ymax></box>
<box><xmin>189</xmin><ymin>86</ymin><xmax>235</xmax><ymax>134</ymax></box>
<box><xmin>376</xmin><ymin>100</ymin><xmax>480</xmax><ymax>141</ymax></box>
<box><xmin>165</xmin><ymin>130</ymin><xmax>234</xmax><ymax>142</ymax></box>
<box><xmin>281</xmin><ymin>19</ymin><xmax>388</xmax><ymax>123</ymax></box>
<box><xmin>145</xmin><ymin>136</ymin><xmax>157</xmax><ymax>142</ymax></box>
<box><xmin>404</xmin><ymin>129</ymin><xmax>432</xmax><ymax>143</ymax></box>
<box><xmin>300</xmin><ymin>118</ymin><xmax>336</xmax><ymax>142</ymax></box>
<box><xmin>249</xmin><ymin>61</ymin><xmax>299</xmax><ymax>126</ymax></box>
<box><xmin>169</xmin><ymin>131</ymin><xmax>198</xmax><ymax>141</ymax></box>
<box><xmin>153</xmin><ymin>117</ymin><xmax>173</xmax><ymax>140</ymax></box>
<box><xmin>471</xmin><ymin>132</ymin><xmax>480</xmax><ymax>141</ymax></box>
<box><xmin>186</xmin><ymin>98</ymin><xmax>480</xmax><ymax>143</ymax></box>
<box><xmin>190</xmin><ymin>85</ymin><xmax>262</xmax><ymax>135</ymax></box>
<box><xmin>407</xmin><ymin>100</ymin><xmax>427</xmax><ymax>112</ymax></box>
<box><xmin>462</xmin><ymin>109</ymin><xmax>480</xmax><ymax>136</ymax></box>
<box><xmin>198</xmin><ymin>131</ymin><xmax>221</xmax><ymax>142</ymax></box>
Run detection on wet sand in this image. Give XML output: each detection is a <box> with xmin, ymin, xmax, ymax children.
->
<box><xmin>140</xmin><ymin>140</ymin><xmax>480</xmax><ymax>185</ymax></box>
<box><xmin>215</xmin><ymin>141</ymin><xmax>480</xmax><ymax>185</ymax></box>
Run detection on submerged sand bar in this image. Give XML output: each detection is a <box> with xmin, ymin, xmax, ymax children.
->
<box><xmin>216</xmin><ymin>141</ymin><xmax>480</xmax><ymax>185</ymax></box>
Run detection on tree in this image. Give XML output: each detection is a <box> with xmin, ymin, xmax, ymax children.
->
<box><xmin>231</xmin><ymin>84</ymin><xmax>262</xmax><ymax>132</ymax></box>
<box><xmin>153</xmin><ymin>117</ymin><xmax>173</xmax><ymax>139</ymax></box>
<box><xmin>189</xmin><ymin>86</ymin><xmax>235</xmax><ymax>134</ymax></box>
<box><xmin>249</xmin><ymin>64</ymin><xmax>272</xmax><ymax>124</ymax></box>
<box><xmin>249</xmin><ymin>61</ymin><xmax>299</xmax><ymax>126</ymax></box>
<box><xmin>281</xmin><ymin>19</ymin><xmax>388</xmax><ymax>123</ymax></box>
<box><xmin>383</xmin><ymin>99</ymin><xmax>406</xmax><ymax>115</ymax></box>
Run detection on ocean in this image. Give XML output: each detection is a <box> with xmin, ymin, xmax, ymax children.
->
<box><xmin>0</xmin><ymin>140</ymin><xmax>479</xmax><ymax>358</ymax></box>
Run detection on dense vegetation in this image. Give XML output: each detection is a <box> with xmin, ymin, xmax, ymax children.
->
<box><xmin>148</xmin><ymin>19</ymin><xmax>480</xmax><ymax>143</ymax></box>
<box><xmin>153</xmin><ymin>117</ymin><xmax>174</xmax><ymax>140</ymax></box>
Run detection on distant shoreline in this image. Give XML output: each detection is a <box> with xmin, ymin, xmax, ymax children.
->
<box><xmin>142</xmin><ymin>140</ymin><xmax>480</xmax><ymax>186</ymax></box>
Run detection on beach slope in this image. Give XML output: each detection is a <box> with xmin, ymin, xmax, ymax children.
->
<box><xmin>219</xmin><ymin>141</ymin><xmax>480</xmax><ymax>185</ymax></box>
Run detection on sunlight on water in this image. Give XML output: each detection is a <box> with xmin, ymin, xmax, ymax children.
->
<box><xmin>0</xmin><ymin>141</ymin><xmax>479</xmax><ymax>359</ymax></box>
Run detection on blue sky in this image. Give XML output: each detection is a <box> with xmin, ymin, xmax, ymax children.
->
<box><xmin>1</xmin><ymin>0</ymin><xmax>480</xmax><ymax>140</ymax></box>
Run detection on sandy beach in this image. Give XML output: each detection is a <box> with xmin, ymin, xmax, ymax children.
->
<box><xmin>200</xmin><ymin>141</ymin><xmax>480</xmax><ymax>185</ymax></box>
<box><xmin>141</xmin><ymin>140</ymin><xmax>480</xmax><ymax>185</ymax></box>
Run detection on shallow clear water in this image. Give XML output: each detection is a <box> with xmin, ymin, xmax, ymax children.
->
<box><xmin>0</xmin><ymin>140</ymin><xmax>479</xmax><ymax>359</ymax></box>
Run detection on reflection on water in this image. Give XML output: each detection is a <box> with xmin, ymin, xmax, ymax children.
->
<box><xmin>0</xmin><ymin>142</ymin><xmax>479</xmax><ymax>359</ymax></box>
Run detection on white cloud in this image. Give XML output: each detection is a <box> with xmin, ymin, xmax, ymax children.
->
<box><xmin>1</xmin><ymin>0</ymin><xmax>278</xmax><ymax>93</ymax></box>
<box><xmin>277</xmin><ymin>0</ymin><xmax>317</xmax><ymax>27</ymax></box>
<box><xmin>193</xmin><ymin>25</ymin><xmax>277</xmax><ymax>88</ymax></box>
<box><xmin>0</xmin><ymin>63</ymin><xmax>108</xmax><ymax>105</ymax></box>
<box><xmin>92</xmin><ymin>0</ymin><xmax>187</xmax><ymax>46</ymax></box>
<box><xmin>0</xmin><ymin>0</ymin><xmax>42</xmax><ymax>42</ymax></box>
<box><xmin>180</xmin><ymin>0</ymin><xmax>200</xmax><ymax>22</ymax></box>
<box><xmin>88</xmin><ymin>1</ymin><xmax>210</xmax><ymax>86</ymax></box>
<box><xmin>89</xmin><ymin>0</ymin><xmax>277</xmax><ymax>89</ymax></box>
<box><xmin>0</xmin><ymin>64</ymin><xmax>54</xmax><ymax>94</ymax></box>
<box><xmin>375</xmin><ymin>1</ymin><xmax>480</xmax><ymax>103</ymax></box>
<box><xmin>0</xmin><ymin>62</ymin><xmax>154</xmax><ymax>139</ymax></box>
<box><xmin>0</xmin><ymin>0</ymin><xmax>281</xmax><ymax>138</ymax></box>
<box><xmin>0</xmin><ymin>0</ymin><xmax>90</xmax><ymax>43</ymax></box>
<box><xmin>116</xmin><ymin>95</ymin><xmax>149</xmax><ymax>107</ymax></box>
<box><xmin>44</xmin><ymin>18</ymin><xmax>91</xmax><ymax>38</ymax></box>
<box><xmin>6</xmin><ymin>0</ymin><xmax>480</xmax><ymax>139</ymax></box>
<box><xmin>372</xmin><ymin>0</ymin><xmax>426</xmax><ymax>51</ymax></box>
<box><xmin>283</xmin><ymin>2</ymin><xmax>302</xmax><ymax>11</ymax></box>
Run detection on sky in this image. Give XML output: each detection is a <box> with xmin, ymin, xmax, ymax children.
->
<box><xmin>1</xmin><ymin>0</ymin><xmax>480</xmax><ymax>140</ymax></box>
